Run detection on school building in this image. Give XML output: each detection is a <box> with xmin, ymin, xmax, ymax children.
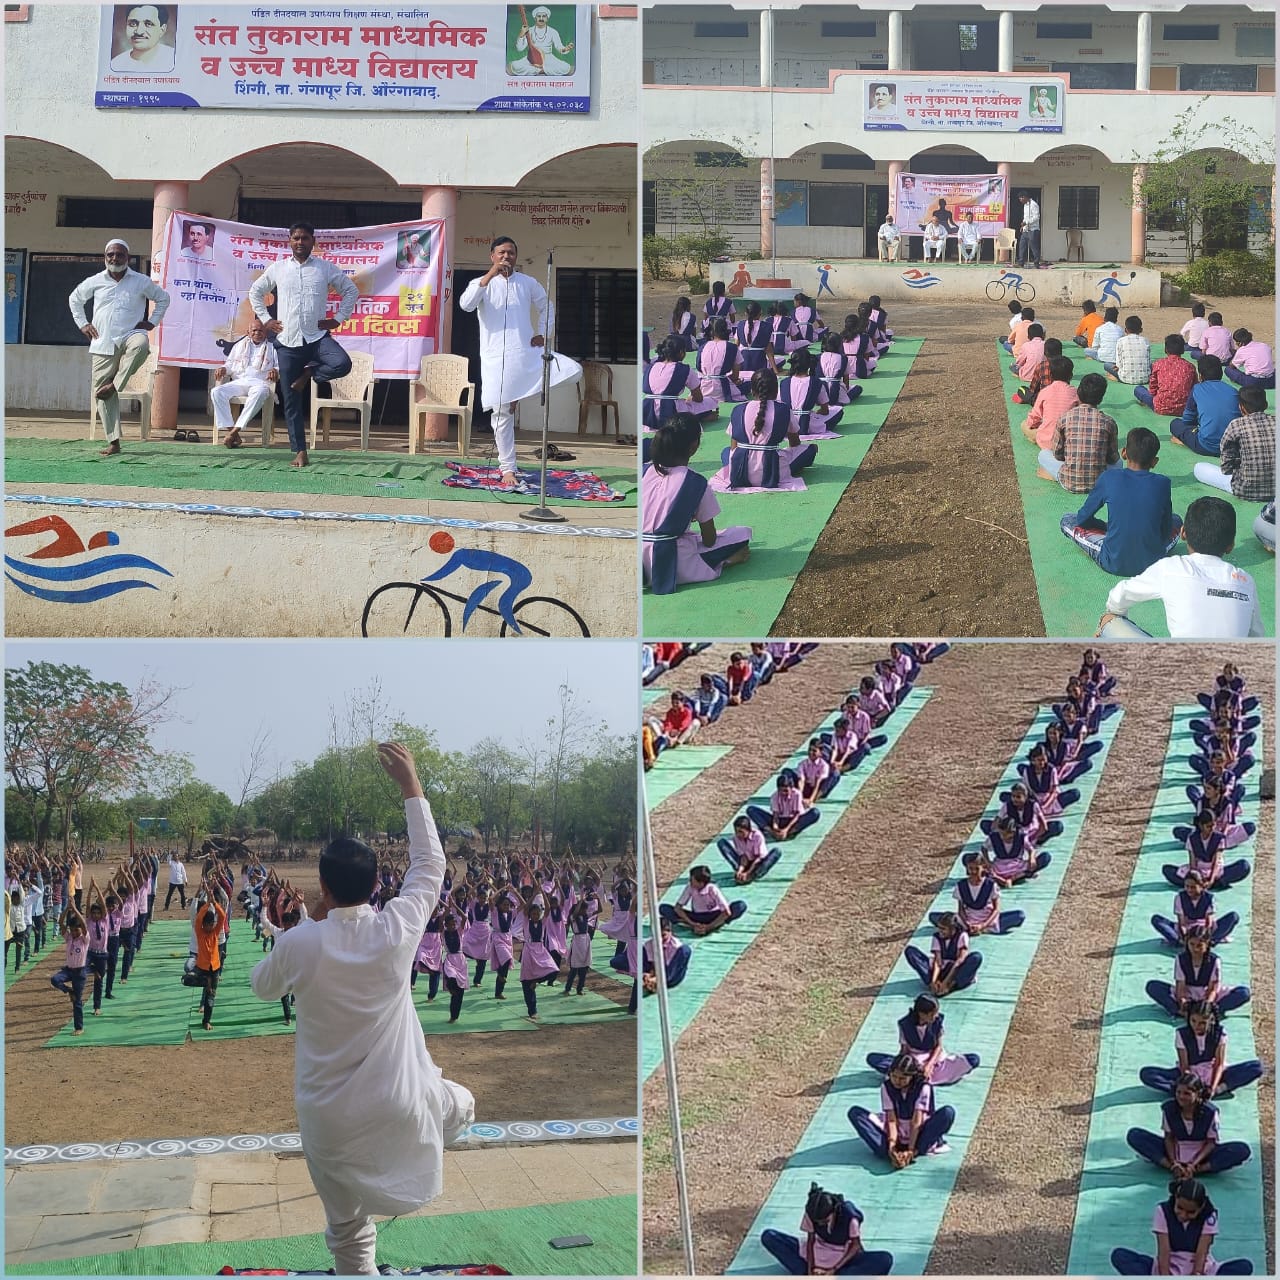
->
<box><xmin>4</xmin><ymin>4</ymin><xmax>638</xmax><ymax>436</ymax></box>
<box><xmin>644</xmin><ymin>2</ymin><xmax>1275</xmax><ymax>265</ymax></box>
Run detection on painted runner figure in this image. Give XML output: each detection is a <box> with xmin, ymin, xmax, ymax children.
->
<box><xmin>248</xmin><ymin>221</ymin><xmax>358</xmax><ymax>469</ymax></box>
<box><xmin>68</xmin><ymin>238</ymin><xmax>171</xmax><ymax>457</ymax></box>
<box><xmin>459</xmin><ymin>236</ymin><xmax>582</xmax><ymax>490</ymax></box>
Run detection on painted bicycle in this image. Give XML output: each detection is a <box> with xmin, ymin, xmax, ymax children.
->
<box><xmin>984</xmin><ymin>271</ymin><xmax>1036</xmax><ymax>304</ymax></box>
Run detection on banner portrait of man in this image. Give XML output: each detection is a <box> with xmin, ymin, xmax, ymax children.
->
<box><xmin>506</xmin><ymin>5</ymin><xmax>576</xmax><ymax>77</ymax></box>
<box><xmin>109</xmin><ymin>3</ymin><xmax>176</xmax><ymax>74</ymax></box>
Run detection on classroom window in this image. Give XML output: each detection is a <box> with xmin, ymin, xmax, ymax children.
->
<box><xmin>1057</xmin><ymin>187</ymin><xmax>1100</xmax><ymax>231</ymax></box>
<box><xmin>820</xmin><ymin>20</ymin><xmax>876</xmax><ymax>38</ymax></box>
<box><xmin>1162</xmin><ymin>24</ymin><xmax>1219</xmax><ymax>41</ymax></box>
<box><xmin>58</xmin><ymin>197</ymin><xmax>154</xmax><ymax>229</ymax></box>
<box><xmin>1235</xmin><ymin>26</ymin><xmax>1275</xmax><ymax>58</ymax></box>
<box><xmin>694</xmin><ymin>21</ymin><xmax>749</xmax><ymax>39</ymax></box>
<box><xmin>1036</xmin><ymin>22</ymin><xmax>1092</xmax><ymax>40</ymax></box>
<box><xmin>555</xmin><ymin>268</ymin><xmax>637</xmax><ymax>365</ymax></box>
<box><xmin>820</xmin><ymin>153</ymin><xmax>876</xmax><ymax>171</ymax></box>
<box><xmin>642</xmin><ymin>181</ymin><xmax>656</xmax><ymax>237</ymax></box>
<box><xmin>808</xmin><ymin>183</ymin><xmax>864</xmax><ymax>228</ymax></box>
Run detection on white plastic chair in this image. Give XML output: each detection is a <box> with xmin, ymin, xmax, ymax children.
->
<box><xmin>410</xmin><ymin>354</ymin><xmax>474</xmax><ymax>456</ymax></box>
<box><xmin>308</xmin><ymin>351</ymin><xmax>376</xmax><ymax>451</ymax></box>
<box><xmin>994</xmin><ymin>227</ymin><xmax>1018</xmax><ymax>264</ymax></box>
<box><xmin>89</xmin><ymin>352</ymin><xmax>155</xmax><ymax>441</ymax></box>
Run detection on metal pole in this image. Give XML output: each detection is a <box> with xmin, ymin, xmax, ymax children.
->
<box><xmin>768</xmin><ymin>3</ymin><xmax>777</xmax><ymax>280</ymax></box>
<box><xmin>641</xmin><ymin>775</ymin><xmax>697</xmax><ymax>1275</ymax></box>
<box><xmin>522</xmin><ymin>247</ymin><xmax>567</xmax><ymax>522</ymax></box>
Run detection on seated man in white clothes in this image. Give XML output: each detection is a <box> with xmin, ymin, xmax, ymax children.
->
<box><xmin>877</xmin><ymin>215</ymin><xmax>901</xmax><ymax>262</ymax></box>
<box><xmin>922</xmin><ymin>219</ymin><xmax>948</xmax><ymax>262</ymax></box>
<box><xmin>957</xmin><ymin>212</ymin><xmax>981</xmax><ymax>264</ymax></box>
<box><xmin>211</xmin><ymin>318</ymin><xmax>278</xmax><ymax>448</ymax></box>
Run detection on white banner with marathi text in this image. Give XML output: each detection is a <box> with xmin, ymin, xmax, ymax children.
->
<box><xmin>893</xmin><ymin>174</ymin><xmax>1008</xmax><ymax>240</ymax></box>
<box><xmin>863</xmin><ymin>76</ymin><xmax>1065</xmax><ymax>132</ymax></box>
<box><xmin>95</xmin><ymin>4</ymin><xmax>590</xmax><ymax>112</ymax></box>
<box><xmin>155</xmin><ymin>213</ymin><xmax>446</xmax><ymax>378</ymax></box>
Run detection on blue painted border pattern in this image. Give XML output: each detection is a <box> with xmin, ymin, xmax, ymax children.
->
<box><xmin>5</xmin><ymin>494</ymin><xmax>636</xmax><ymax>540</ymax></box>
<box><xmin>4</xmin><ymin>1117</ymin><xmax>638</xmax><ymax>1165</ymax></box>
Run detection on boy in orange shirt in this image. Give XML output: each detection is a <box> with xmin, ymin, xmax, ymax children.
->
<box><xmin>193</xmin><ymin>885</ymin><xmax>227</xmax><ymax>1031</ymax></box>
<box><xmin>1073</xmin><ymin>300</ymin><xmax>1104</xmax><ymax>348</ymax></box>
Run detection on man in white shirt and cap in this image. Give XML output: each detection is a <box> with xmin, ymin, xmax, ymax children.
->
<box><xmin>876</xmin><ymin>214</ymin><xmax>901</xmax><ymax>262</ymax></box>
<box><xmin>211</xmin><ymin>318</ymin><xmax>279</xmax><ymax>448</ymax></box>
<box><xmin>68</xmin><ymin>238</ymin><xmax>171</xmax><ymax>457</ymax></box>
<box><xmin>250</xmin><ymin>742</ymin><xmax>474</xmax><ymax>1277</ymax></box>
<box><xmin>248</xmin><ymin>220</ymin><xmax>359</xmax><ymax>468</ymax></box>
<box><xmin>459</xmin><ymin>235</ymin><xmax>581</xmax><ymax>489</ymax></box>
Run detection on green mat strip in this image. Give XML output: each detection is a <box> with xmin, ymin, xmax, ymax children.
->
<box><xmin>641</xmin><ymin>685</ymin><xmax>932</xmax><ymax>1082</ymax></box>
<box><xmin>643</xmin><ymin>338</ymin><xmax>924</xmax><ymax>637</ymax></box>
<box><xmin>5</xmin><ymin>1193</ymin><xmax>637</xmax><ymax>1276</ymax></box>
<box><xmin>644</xmin><ymin>686</ymin><xmax>670</xmax><ymax>706</ymax></box>
<box><xmin>727</xmin><ymin>705</ymin><xmax>1123</xmax><ymax>1275</ymax></box>
<box><xmin>1000</xmin><ymin>342</ymin><xmax>1275</xmax><ymax>637</ymax></box>
<box><xmin>645</xmin><ymin>744</ymin><xmax>734</xmax><ymax>808</ymax></box>
<box><xmin>4</xmin><ymin>438</ymin><xmax>636</xmax><ymax>507</ymax></box>
<box><xmin>1067</xmin><ymin>708</ymin><xmax>1265</xmax><ymax>1274</ymax></box>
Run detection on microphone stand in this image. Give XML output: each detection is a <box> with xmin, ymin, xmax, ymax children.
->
<box><xmin>522</xmin><ymin>247</ymin><xmax>566</xmax><ymax>523</ymax></box>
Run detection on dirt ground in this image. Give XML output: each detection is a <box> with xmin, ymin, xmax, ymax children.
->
<box><xmin>641</xmin><ymin>642</ymin><xmax>1275</xmax><ymax>1275</ymax></box>
<box><xmin>4</xmin><ymin>860</ymin><xmax>636</xmax><ymax>1148</ymax></box>
<box><xmin>644</xmin><ymin>287</ymin><xmax>1276</xmax><ymax>636</ymax></box>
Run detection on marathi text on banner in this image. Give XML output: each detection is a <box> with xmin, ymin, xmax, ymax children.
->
<box><xmin>155</xmin><ymin>214</ymin><xmax>446</xmax><ymax>378</ymax></box>
<box><xmin>863</xmin><ymin>76</ymin><xmax>1065</xmax><ymax>133</ymax></box>
<box><xmin>893</xmin><ymin>174</ymin><xmax>1009</xmax><ymax>240</ymax></box>
<box><xmin>94</xmin><ymin>4</ymin><xmax>590</xmax><ymax>112</ymax></box>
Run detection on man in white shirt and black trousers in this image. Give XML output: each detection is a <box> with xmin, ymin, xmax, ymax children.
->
<box><xmin>251</xmin><ymin>743</ymin><xmax>474</xmax><ymax>1276</ymax></box>
<box><xmin>1016</xmin><ymin>192</ymin><xmax>1042</xmax><ymax>268</ymax></box>
<box><xmin>248</xmin><ymin>221</ymin><xmax>359</xmax><ymax>468</ymax></box>
<box><xmin>68</xmin><ymin>238</ymin><xmax>171</xmax><ymax>457</ymax></box>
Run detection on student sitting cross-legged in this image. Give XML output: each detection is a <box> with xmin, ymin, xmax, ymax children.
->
<box><xmin>1136</xmin><ymin>334</ymin><xmax>1198</xmax><ymax>417</ymax></box>
<box><xmin>1038</xmin><ymin>372</ymin><xmax>1121</xmax><ymax>493</ymax></box>
<box><xmin>1193</xmin><ymin>385</ymin><xmax>1275</xmax><ymax>503</ymax></box>
<box><xmin>1169</xmin><ymin>356</ymin><xmax>1240</xmax><ymax>457</ymax></box>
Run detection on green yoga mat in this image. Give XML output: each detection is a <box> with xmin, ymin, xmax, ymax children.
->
<box><xmin>645</xmin><ymin>745</ymin><xmax>733</xmax><ymax>808</ymax></box>
<box><xmin>1000</xmin><ymin>345</ymin><xmax>1275</xmax><ymax>637</ymax></box>
<box><xmin>728</xmin><ymin>705</ymin><xmax>1123</xmax><ymax>1276</ymax></box>
<box><xmin>1067</xmin><ymin>709</ymin><xmax>1265</xmax><ymax>1274</ymax></box>
<box><xmin>642</xmin><ymin>686</ymin><xmax>932</xmax><ymax>1083</ymax></box>
<box><xmin>4</xmin><ymin>438</ymin><xmax>637</xmax><ymax>507</ymax></box>
<box><xmin>643</xmin><ymin>339</ymin><xmax>923</xmax><ymax>638</ymax></box>
<box><xmin>5</xmin><ymin>1193</ymin><xmax>637</xmax><ymax>1276</ymax></box>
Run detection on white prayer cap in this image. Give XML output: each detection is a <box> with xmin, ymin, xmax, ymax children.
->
<box><xmin>105</xmin><ymin>238</ymin><xmax>130</xmax><ymax>253</ymax></box>
<box><xmin>532</xmin><ymin>5</ymin><xmax>551</xmax><ymax>17</ymax></box>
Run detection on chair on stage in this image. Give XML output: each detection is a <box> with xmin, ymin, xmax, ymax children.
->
<box><xmin>576</xmin><ymin>360</ymin><xmax>620</xmax><ymax>438</ymax></box>
<box><xmin>206</xmin><ymin>369</ymin><xmax>278</xmax><ymax>447</ymax></box>
<box><xmin>308</xmin><ymin>351</ymin><xmax>376</xmax><ymax>451</ymax></box>
<box><xmin>1066</xmin><ymin>229</ymin><xmax>1085</xmax><ymax>262</ymax></box>
<box><xmin>89</xmin><ymin>352</ymin><xmax>156</xmax><ymax>441</ymax></box>
<box><xmin>994</xmin><ymin>227</ymin><xmax>1018</xmax><ymax>263</ymax></box>
<box><xmin>409</xmin><ymin>354</ymin><xmax>474</xmax><ymax>456</ymax></box>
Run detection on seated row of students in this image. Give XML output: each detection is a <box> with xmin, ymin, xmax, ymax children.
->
<box><xmin>642</xmin><ymin>641</ymin><xmax>711</xmax><ymax>686</ymax></box>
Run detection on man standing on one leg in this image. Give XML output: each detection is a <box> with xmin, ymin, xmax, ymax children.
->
<box><xmin>248</xmin><ymin>221</ymin><xmax>358</xmax><ymax>469</ymax></box>
<box><xmin>250</xmin><ymin>743</ymin><xmax>474</xmax><ymax>1277</ymax></box>
<box><xmin>459</xmin><ymin>235</ymin><xmax>581</xmax><ymax>490</ymax></box>
<box><xmin>68</xmin><ymin>239</ymin><xmax>171</xmax><ymax>457</ymax></box>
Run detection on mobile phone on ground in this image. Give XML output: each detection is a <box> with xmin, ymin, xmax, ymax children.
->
<box><xmin>549</xmin><ymin>1235</ymin><xmax>594</xmax><ymax>1249</ymax></box>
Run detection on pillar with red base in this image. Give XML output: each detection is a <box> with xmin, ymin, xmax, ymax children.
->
<box><xmin>150</xmin><ymin>179</ymin><xmax>189</xmax><ymax>433</ymax></box>
<box><xmin>419</xmin><ymin>185</ymin><xmax>458</xmax><ymax>443</ymax></box>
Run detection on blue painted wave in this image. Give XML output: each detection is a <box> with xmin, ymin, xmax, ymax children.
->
<box><xmin>902</xmin><ymin>274</ymin><xmax>942</xmax><ymax>288</ymax></box>
<box><xmin>5</xmin><ymin>574</ymin><xmax>163</xmax><ymax>604</ymax></box>
<box><xmin>3</xmin><ymin>552</ymin><xmax>172</xmax><ymax>583</ymax></box>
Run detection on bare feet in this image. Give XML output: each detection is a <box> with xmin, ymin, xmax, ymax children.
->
<box><xmin>726</xmin><ymin>547</ymin><xmax>751</xmax><ymax>567</ymax></box>
<box><xmin>223</xmin><ymin>428</ymin><xmax>241</xmax><ymax>449</ymax></box>
<box><xmin>100</xmin><ymin>441</ymin><xmax>121</xmax><ymax>457</ymax></box>
<box><xmin>1036</xmin><ymin>466</ymin><xmax>1056</xmax><ymax>481</ymax></box>
<box><xmin>1168</xmin><ymin>435</ymin><xmax>1187</xmax><ymax>448</ymax></box>
<box><xmin>290</xmin><ymin>370</ymin><xmax>313</xmax><ymax>392</ymax></box>
<box><xmin>499</xmin><ymin>471</ymin><xmax>519</xmax><ymax>490</ymax></box>
<box><xmin>95</xmin><ymin>381</ymin><xmax>116</xmax><ymax>400</ymax></box>
<box><xmin>72</xmin><ymin>1029</ymin><xmax>85</xmax><ymax>1036</ymax></box>
<box><xmin>291</xmin><ymin>450</ymin><xmax>308</xmax><ymax>468</ymax></box>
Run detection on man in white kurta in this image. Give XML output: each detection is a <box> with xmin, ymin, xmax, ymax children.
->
<box><xmin>250</xmin><ymin>744</ymin><xmax>474</xmax><ymax>1276</ymax></box>
<box><xmin>211</xmin><ymin>319</ymin><xmax>278</xmax><ymax>446</ymax></box>
<box><xmin>508</xmin><ymin>6</ymin><xmax>575</xmax><ymax>75</ymax></box>
<box><xmin>458</xmin><ymin>235</ymin><xmax>581</xmax><ymax>488</ymax></box>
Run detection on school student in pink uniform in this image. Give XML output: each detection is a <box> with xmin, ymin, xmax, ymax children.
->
<box><xmin>695</xmin><ymin>318</ymin><xmax>745</xmax><ymax>414</ymax></box>
<box><xmin>716</xmin><ymin>372</ymin><xmax>818</xmax><ymax>490</ymax></box>
<box><xmin>778</xmin><ymin>349</ymin><xmax>844</xmax><ymax>435</ymax></box>
<box><xmin>659</xmin><ymin>865</ymin><xmax>747</xmax><ymax>936</ymax></box>
<box><xmin>1163</xmin><ymin>811</ymin><xmax>1250</xmax><ymax>890</ymax></box>
<box><xmin>1223</xmin><ymin>328</ymin><xmax>1275</xmax><ymax>389</ymax></box>
<box><xmin>642</xmin><ymin>917</ymin><xmax>691</xmax><ymax>995</ymax></box>
<box><xmin>1139</xmin><ymin>1001</ymin><xmax>1263</xmax><ymax>1097</ymax></box>
<box><xmin>717</xmin><ymin>815</ymin><xmax>782</xmax><ymax>883</ymax></box>
<box><xmin>760</xmin><ymin>1183</ymin><xmax>894</xmax><ymax>1276</ymax></box>
<box><xmin>1145</xmin><ymin>925</ymin><xmax>1250</xmax><ymax>1019</ymax></box>
<box><xmin>1126</xmin><ymin>1073</ymin><xmax>1251</xmax><ymax>1176</ymax></box>
<box><xmin>746</xmin><ymin>771</ymin><xmax>821</xmax><ymax>841</ymax></box>
<box><xmin>847</xmin><ymin>1053</ymin><xmax>956</xmax><ymax>1167</ymax></box>
<box><xmin>1110</xmin><ymin>1178</ymin><xmax>1256</xmax><ymax>1275</ymax></box>
<box><xmin>866</xmin><ymin>992</ymin><xmax>980</xmax><ymax>1086</ymax></box>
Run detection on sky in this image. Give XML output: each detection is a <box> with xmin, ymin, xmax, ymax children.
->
<box><xmin>6</xmin><ymin>641</ymin><xmax>637</xmax><ymax>797</ymax></box>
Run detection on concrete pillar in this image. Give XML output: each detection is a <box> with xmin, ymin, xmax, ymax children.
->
<box><xmin>420</xmin><ymin>185</ymin><xmax>458</xmax><ymax>441</ymax></box>
<box><xmin>888</xmin><ymin>11</ymin><xmax>903</xmax><ymax>71</ymax></box>
<box><xmin>760</xmin><ymin>157</ymin><xmax>774</xmax><ymax>258</ymax></box>
<box><xmin>1131</xmin><ymin>163</ymin><xmax>1148</xmax><ymax>265</ymax></box>
<box><xmin>997</xmin><ymin>11</ymin><xmax>1013</xmax><ymax>73</ymax></box>
<box><xmin>149</xmin><ymin>179</ymin><xmax>188</xmax><ymax>431</ymax></box>
<box><xmin>887</xmin><ymin>159</ymin><xmax>904</xmax><ymax>218</ymax></box>
<box><xmin>1136</xmin><ymin>12</ymin><xmax>1152</xmax><ymax>90</ymax></box>
<box><xmin>998</xmin><ymin>161</ymin><xmax>1013</xmax><ymax>225</ymax></box>
<box><xmin>759</xmin><ymin>5</ymin><xmax>772</xmax><ymax>87</ymax></box>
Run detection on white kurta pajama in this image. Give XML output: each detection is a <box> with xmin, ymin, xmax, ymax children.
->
<box><xmin>509</xmin><ymin>24</ymin><xmax>573</xmax><ymax>75</ymax></box>
<box><xmin>211</xmin><ymin>335</ymin><xmax>279</xmax><ymax>435</ymax></box>
<box><xmin>458</xmin><ymin>271</ymin><xmax>581</xmax><ymax>475</ymax></box>
<box><xmin>250</xmin><ymin>798</ymin><xmax>474</xmax><ymax>1276</ymax></box>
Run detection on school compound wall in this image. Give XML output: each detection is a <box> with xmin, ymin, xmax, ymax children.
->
<box><xmin>2</xmin><ymin>496</ymin><xmax>636</xmax><ymax>638</ymax></box>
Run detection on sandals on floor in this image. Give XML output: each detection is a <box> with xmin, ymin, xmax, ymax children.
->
<box><xmin>174</xmin><ymin>430</ymin><xmax>188</xmax><ymax>441</ymax></box>
<box><xmin>535</xmin><ymin>444</ymin><xmax>576</xmax><ymax>462</ymax></box>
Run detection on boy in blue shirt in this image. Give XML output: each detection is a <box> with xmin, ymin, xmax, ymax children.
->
<box><xmin>1060</xmin><ymin>426</ymin><xmax>1182</xmax><ymax>575</ymax></box>
<box><xmin>1169</xmin><ymin>354</ymin><xmax>1241</xmax><ymax>456</ymax></box>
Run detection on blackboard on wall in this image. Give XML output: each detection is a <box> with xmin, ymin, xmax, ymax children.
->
<box><xmin>1052</xmin><ymin>62</ymin><xmax>1137</xmax><ymax>89</ymax></box>
<box><xmin>24</xmin><ymin>253</ymin><xmax>143</xmax><ymax>346</ymax></box>
<box><xmin>809</xmin><ymin>183</ymin><xmax>864</xmax><ymax>228</ymax></box>
<box><xmin>1179</xmin><ymin>64</ymin><xmax>1258</xmax><ymax>92</ymax></box>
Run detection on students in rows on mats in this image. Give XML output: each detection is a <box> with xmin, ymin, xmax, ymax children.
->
<box><xmin>787</xmin><ymin>292</ymin><xmax>826</xmax><ymax>350</ymax></box>
<box><xmin>1073</xmin><ymin>298</ymin><xmax>1104</xmax><ymax>349</ymax></box>
<box><xmin>696</xmin><ymin>317</ymin><xmax>745</xmax><ymax>415</ymax></box>
<box><xmin>982</xmin><ymin>779</ymin><xmax>1063</xmax><ymax>847</ymax></box>
<box><xmin>1191</xmin><ymin>741</ymin><xmax>1254</xmax><ymax>786</ymax></box>
<box><xmin>1191</xmin><ymin>688</ymin><xmax>1260</xmax><ymax>740</ymax></box>
<box><xmin>889</xmin><ymin>641</ymin><xmax>921</xmax><ymax>683</ymax></box>
<box><xmin>1162</xmin><ymin>810</ymin><xmax>1250</xmax><ymax>892</ymax></box>
<box><xmin>1002</xmin><ymin>305</ymin><xmax>1035</xmax><ymax>356</ymax></box>
<box><xmin>669</xmin><ymin>295</ymin><xmax>696</xmax><ymax>352</ymax></box>
<box><xmin>1191</xmin><ymin>719</ymin><xmax>1256</xmax><ymax>776</ymax></box>
<box><xmin>854</xmin><ymin>674</ymin><xmax>892</xmax><ymax>727</ymax></box>
<box><xmin>1146</xmin><ymin>924</ymin><xmax>1251</xmax><ymax>1020</ymax></box>
<box><xmin>771</xmin><ymin>641</ymin><xmax>820</xmax><ymax>671</ymax></box>
<box><xmin>641</xmin><ymin>414</ymin><xmax>751</xmax><ymax>596</ymax></box>
<box><xmin>1021</xmin><ymin>355</ymin><xmax>1078</xmax><ymax>447</ymax></box>
<box><xmin>1152</xmin><ymin>870</ymin><xmax>1239</xmax><ymax>948</ymax></box>
<box><xmin>1078</xmin><ymin>648</ymin><xmax>1114</xmax><ymax>694</ymax></box>
<box><xmin>873</xmin><ymin>659</ymin><xmax>908</xmax><ymax>708</ymax></box>
<box><xmin>1127</xmin><ymin>1074</ymin><xmax>1252</xmax><ymax>1177</ymax></box>
<box><xmin>1111</xmin><ymin>1178</ymin><xmax>1255</xmax><ymax>1275</ymax></box>
<box><xmin>1039</xmin><ymin>372</ymin><xmax>1121</xmax><ymax>493</ymax></box>
<box><xmin>1192</xmin><ymin>385</ymin><xmax>1275</xmax><ymax>502</ymax></box>
<box><xmin>999</xmin><ymin>298</ymin><xmax>1023</xmax><ymax>345</ymax></box>
<box><xmin>1135</xmin><ymin>333</ymin><xmax>1197</xmax><ymax>416</ymax></box>
<box><xmin>1097</xmin><ymin>497</ymin><xmax>1265</xmax><ymax>640</ymax></box>
<box><xmin>905</xmin><ymin>913</ymin><xmax>981</xmax><ymax>997</ymax></box>
<box><xmin>867</xmin><ymin>992</ymin><xmax>980</xmax><ymax>1086</ymax></box>
<box><xmin>967</xmin><ymin>814</ymin><xmax>1048</xmax><ymax>888</ymax></box>
<box><xmin>1017</xmin><ymin>743</ymin><xmax>1083</xmax><ymax>817</ymax></box>
<box><xmin>701</xmin><ymin>280</ymin><xmax>735</xmax><ymax>338</ymax></box>
<box><xmin>1059</xmin><ymin>672</ymin><xmax>1119</xmax><ymax>730</ymax></box>
<box><xmin>1042</xmin><ymin>720</ymin><xmax>1095</xmax><ymax>783</ymax></box>
<box><xmin>659</xmin><ymin>867</ymin><xmax>746</xmax><ymax>936</ymax></box>
<box><xmin>1191</xmin><ymin>703</ymin><xmax>1260</xmax><ymax>760</ymax></box>
<box><xmin>1061</xmin><ymin>427</ymin><xmax>1183</xmax><ymax>578</ymax></box>
<box><xmin>1168</xmin><ymin>355</ymin><xmax>1240</xmax><ymax>456</ymax></box>
<box><xmin>779</xmin><ymin>348</ymin><xmax>844</xmax><ymax>435</ymax></box>
<box><xmin>847</xmin><ymin>1052</ymin><xmax>956</xmax><ymax>1168</ymax></box>
<box><xmin>690</xmin><ymin>672</ymin><xmax>728</xmax><ymax>725</ymax></box>
<box><xmin>933</xmin><ymin>854</ymin><xmax>1025</xmax><ymax>937</ymax></box>
<box><xmin>642</xmin><ymin>337</ymin><xmax>705</xmax><ymax>434</ymax></box>
<box><xmin>1222</xmin><ymin>328</ymin><xmax>1275</xmax><ymax>389</ymax></box>
<box><xmin>717</xmin><ymin>814</ymin><xmax>782</xmax><ymax>884</ymax></box>
<box><xmin>642</xmin><ymin>917</ymin><xmax>691</xmax><ymax>996</ymax></box>
<box><xmin>817</xmin><ymin>334</ymin><xmax>863</xmax><ymax>407</ymax></box>
<box><xmin>906</xmin><ymin>640</ymin><xmax>950</xmax><ymax>665</ymax></box>
<box><xmin>746</xmin><ymin>770</ymin><xmax>821</xmax><ymax>842</ymax></box>
<box><xmin>1139</xmin><ymin>1001</ymin><xmax>1264</xmax><ymax>1098</ymax></box>
<box><xmin>1181</xmin><ymin>302</ymin><xmax>1209</xmax><ymax>357</ymax></box>
<box><xmin>759</xmin><ymin>1182</ymin><xmax>894</xmax><ymax>1277</ymax></box>
<box><xmin>646</xmin><ymin>691</ymin><xmax>700</xmax><ymax>758</ymax></box>
<box><xmin>839</xmin><ymin>314</ymin><xmax>878</xmax><ymax>379</ymax></box>
<box><xmin>749</xmin><ymin>641</ymin><xmax>777</xmax><ymax>686</ymax></box>
<box><xmin>1013</xmin><ymin>322</ymin><xmax>1046</xmax><ymax>382</ymax></box>
<box><xmin>715</xmin><ymin>370</ymin><xmax>818</xmax><ymax>491</ymax></box>
<box><xmin>819</xmin><ymin>716</ymin><xmax>882</xmax><ymax>778</ymax></box>
<box><xmin>726</xmin><ymin>650</ymin><xmax>760</xmax><ymax>704</ymax></box>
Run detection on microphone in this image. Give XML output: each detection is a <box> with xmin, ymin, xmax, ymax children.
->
<box><xmin>547</xmin><ymin>247</ymin><xmax>554</xmax><ymax>267</ymax></box>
